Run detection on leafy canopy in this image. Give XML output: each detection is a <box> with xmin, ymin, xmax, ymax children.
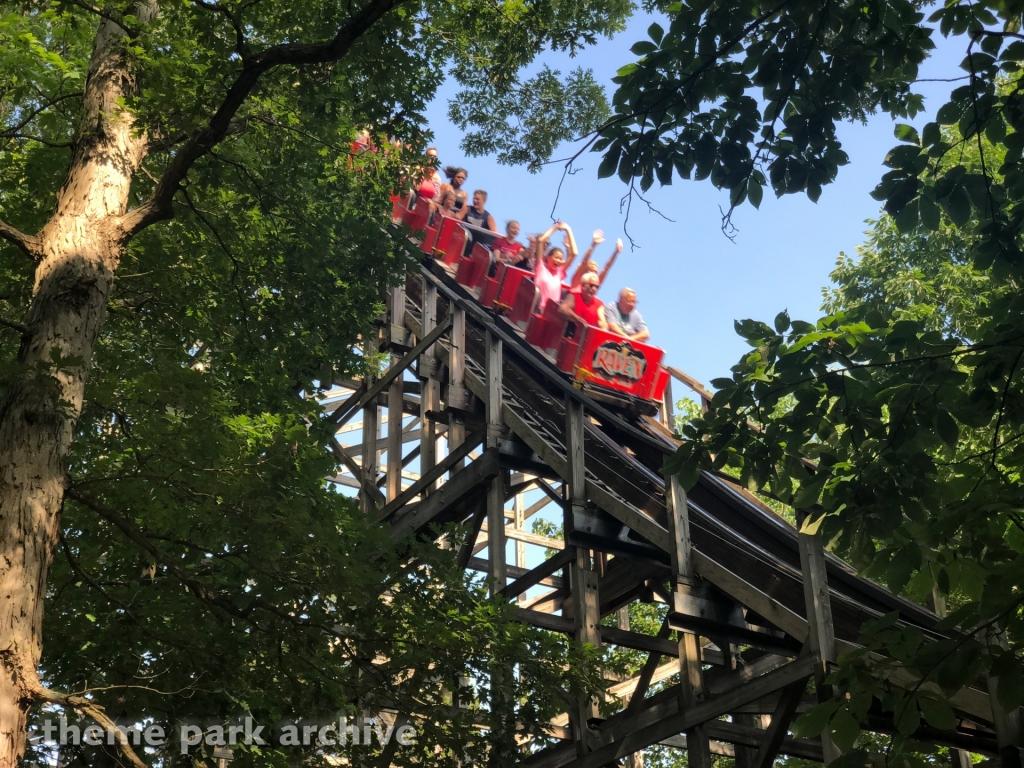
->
<box><xmin>596</xmin><ymin>0</ymin><xmax>1024</xmax><ymax>758</ymax></box>
<box><xmin>1</xmin><ymin>0</ymin><xmax>631</xmax><ymax>763</ymax></box>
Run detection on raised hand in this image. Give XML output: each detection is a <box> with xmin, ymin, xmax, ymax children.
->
<box><xmin>592</xmin><ymin>230</ymin><xmax>605</xmax><ymax>245</ymax></box>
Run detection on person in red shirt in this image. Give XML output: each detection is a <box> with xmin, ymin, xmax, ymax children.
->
<box><xmin>559</xmin><ymin>272</ymin><xmax>607</xmax><ymax>337</ymax></box>
<box><xmin>490</xmin><ymin>221</ymin><xmax>525</xmax><ymax>265</ymax></box>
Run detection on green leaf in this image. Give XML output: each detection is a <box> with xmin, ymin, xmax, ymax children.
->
<box><xmin>936</xmin><ymin>101</ymin><xmax>962</xmax><ymax>125</ymax></box>
<box><xmin>647</xmin><ymin>22</ymin><xmax>664</xmax><ymax>45</ymax></box>
<box><xmin>748</xmin><ymin>175</ymin><xmax>763</xmax><ymax>208</ymax></box>
<box><xmin>945</xmin><ymin>186</ymin><xmax>971</xmax><ymax>226</ymax></box>
<box><xmin>935</xmin><ymin>410</ymin><xmax>959</xmax><ymax>446</ymax></box>
<box><xmin>894</xmin><ymin>698</ymin><xmax>921</xmax><ymax>735</ymax></box>
<box><xmin>918</xmin><ymin>197</ymin><xmax>940</xmax><ymax>231</ymax></box>
<box><xmin>830</xmin><ymin>709</ymin><xmax>861</xmax><ymax>753</ymax></box>
<box><xmin>798</xmin><ymin>511</ymin><xmax>826</xmax><ymax>535</ymax></box>
<box><xmin>630</xmin><ymin>40</ymin><xmax>657</xmax><ymax>56</ymax></box>
<box><xmin>774</xmin><ymin>310</ymin><xmax>790</xmax><ymax>333</ymax></box>
<box><xmin>598</xmin><ymin>144</ymin><xmax>621</xmax><ymax>179</ymax></box>
<box><xmin>917</xmin><ymin>696</ymin><xmax>957</xmax><ymax>730</ymax></box>
<box><xmin>793</xmin><ymin>701</ymin><xmax>838</xmax><ymax>738</ymax></box>
<box><xmin>893</xmin><ymin>198</ymin><xmax>919</xmax><ymax>232</ymax></box>
<box><xmin>894</xmin><ymin>124</ymin><xmax>919</xmax><ymax>144</ymax></box>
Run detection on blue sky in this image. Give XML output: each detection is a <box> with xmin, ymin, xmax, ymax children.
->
<box><xmin>423</xmin><ymin>10</ymin><xmax>968</xmax><ymax>396</ymax></box>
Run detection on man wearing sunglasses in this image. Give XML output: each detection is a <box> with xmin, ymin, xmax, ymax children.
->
<box><xmin>607</xmin><ymin>288</ymin><xmax>650</xmax><ymax>343</ymax></box>
<box><xmin>559</xmin><ymin>272</ymin><xmax>608</xmax><ymax>336</ymax></box>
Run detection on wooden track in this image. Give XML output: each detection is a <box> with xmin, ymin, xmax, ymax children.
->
<box><xmin>325</xmin><ymin>255</ymin><xmax>1011</xmax><ymax>767</ymax></box>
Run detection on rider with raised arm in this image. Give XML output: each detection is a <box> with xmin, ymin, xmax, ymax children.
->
<box><xmin>569</xmin><ymin>231</ymin><xmax>623</xmax><ymax>290</ymax></box>
<box><xmin>533</xmin><ymin>221</ymin><xmax>579</xmax><ymax>311</ymax></box>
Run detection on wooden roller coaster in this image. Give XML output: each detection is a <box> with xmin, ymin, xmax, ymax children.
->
<box><xmin>321</xmin><ymin>205</ymin><xmax>1021</xmax><ymax>767</ymax></box>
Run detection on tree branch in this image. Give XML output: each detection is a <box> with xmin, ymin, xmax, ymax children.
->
<box><xmin>64</xmin><ymin>0</ymin><xmax>138</xmax><ymax>35</ymax></box>
<box><xmin>190</xmin><ymin>0</ymin><xmax>249</xmax><ymax>59</ymax></box>
<box><xmin>0</xmin><ymin>218</ymin><xmax>42</xmax><ymax>262</ymax></box>
<box><xmin>66</xmin><ymin>487</ymin><xmax>258</xmax><ymax>621</ymax></box>
<box><xmin>0</xmin><ymin>317</ymin><xmax>30</xmax><ymax>336</ymax></box>
<box><xmin>0</xmin><ymin>92</ymin><xmax>81</xmax><ymax>141</ymax></box>
<box><xmin>118</xmin><ymin>0</ymin><xmax>408</xmax><ymax>241</ymax></box>
<box><xmin>0</xmin><ymin>653</ymin><xmax>148</xmax><ymax>768</ymax></box>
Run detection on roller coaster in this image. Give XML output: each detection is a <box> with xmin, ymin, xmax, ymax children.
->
<box><xmin>320</xmin><ymin>197</ymin><xmax>1018</xmax><ymax>767</ymax></box>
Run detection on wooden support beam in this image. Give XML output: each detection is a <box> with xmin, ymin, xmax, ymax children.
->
<box><xmin>486</xmin><ymin>330</ymin><xmax>507</xmax><ymax>595</ymax></box>
<box><xmin>667</xmin><ymin>613</ymin><xmax>801</xmax><ymax>657</ymax></box>
<box><xmin>750</xmin><ymin>672</ymin><xmax>812</xmax><ymax>768</ymax></box>
<box><xmin>343</xmin><ymin>426</ymin><xmax>422</xmax><ymax>458</ymax></box>
<box><xmin>386</xmin><ymin>288</ymin><xmax>407</xmax><ymax>502</ymax></box>
<box><xmin>329</xmin><ymin>438</ymin><xmax>386</xmax><ymax>510</ymax></box>
<box><xmin>525</xmin><ymin>653</ymin><xmax>819</xmax><ymax>768</ymax></box>
<box><xmin>514</xmin><ymin>490</ymin><xmax>527</xmax><ymax>596</ymax></box>
<box><xmin>666</xmin><ymin>366</ymin><xmax>713</xmax><ymax>411</ymax></box>
<box><xmin>456</xmin><ymin>503</ymin><xmax>487</xmax><ymax>570</ymax></box>
<box><xmin>379</xmin><ymin>433</ymin><xmax>483</xmax><ymax>521</ymax></box>
<box><xmin>480</xmin><ymin>523</ymin><xmax>564</xmax><ymax>551</ymax></box>
<box><xmin>512</xmin><ymin>609</ymin><xmax>687</xmax><ymax>659</ymax></box>
<box><xmin>927</xmin><ymin>588</ymin><xmax>978</xmax><ymax>768</ymax></box>
<box><xmin>469</xmin><ymin>561</ymin><xmax>564</xmax><ymax>589</ymax></box>
<box><xmin>611</xmin><ymin>658</ymin><xmax>679</xmax><ymax>704</ymax></box>
<box><xmin>501</xmin><ymin>548</ymin><xmax>574</xmax><ymax>599</ymax></box>
<box><xmin>389</xmin><ymin>285</ymin><xmax>409</xmax><ymax>347</ymax></box>
<box><xmin>626</xmin><ymin>619</ymin><xmax>673</xmax><ymax>712</ymax></box>
<box><xmin>662</xmin><ymin>376</ymin><xmax>674</xmax><ymax>429</ymax></box>
<box><xmin>334</xmin><ymin>315</ymin><xmax>452</xmax><ymax>428</ymax></box>
<box><xmin>705</xmin><ymin>720</ymin><xmax>823</xmax><ymax>763</ymax></box>
<box><xmin>419</xmin><ymin>277</ymin><xmax>441</xmax><ymax>496</ymax></box>
<box><xmin>390</xmin><ymin>449</ymin><xmax>499</xmax><ymax>539</ymax></box>
<box><xmin>985</xmin><ymin>627</ymin><xmax>1024</xmax><ymax>768</ymax></box>
<box><xmin>522</xmin><ymin>588</ymin><xmax>566</xmax><ymax>612</ymax></box>
<box><xmin>565</xmin><ymin>395</ymin><xmax>601</xmax><ymax>752</ymax></box>
<box><xmin>327</xmin><ymin>380</ymin><xmax>367</xmax><ymax>424</ymax></box>
<box><xmin>727</xmin><ymin>641</ymin><xmax>754</xmax><ymax>768</ymax></box>
<box><xmin>360</xmin><ymin>335</ymin><xmax>380</xmax><ymax>516</ymax></box>
<box><xmin>666</xmin><ymin>472</ymin><xmax>712</xmax><ymax>768</ymax></box>
<box><xmin>447</xmin><ymin>307</ymin><xmax>468</xmax><ymax>474</ymax></box>
<box><xmin>796</xmin><ymin>510</ymin><xmax>840</xmax><ymax>765</ymax></box>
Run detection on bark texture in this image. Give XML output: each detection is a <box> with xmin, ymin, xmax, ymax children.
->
<box><xmin>0</xmin><ymin>8</ymin><xmax>150</xmax><ymax>763</ymax></box>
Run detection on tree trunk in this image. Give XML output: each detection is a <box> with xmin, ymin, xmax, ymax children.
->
<box><xmin>0</xmin><ymin>9</ymin><xmax>149</xmax><ymax>764</ymax></box>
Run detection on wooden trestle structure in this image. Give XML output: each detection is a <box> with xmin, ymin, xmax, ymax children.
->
<box><xmin>323</xmin><ymin>256</ymin><xmax>1019</xmax><ymax>767</ymax></box>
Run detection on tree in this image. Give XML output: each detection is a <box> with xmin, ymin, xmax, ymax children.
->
<box><xmin>593</xmin><ymin>0</ymin><xmax>1023</xmax><ymax>267</ymax></box>
<box><xmin>0</xmin><ymin>0</ymin><xmax>626</xmax><ymax>763</ymax></box>
<box><xmin>593</xmin><ymin>1</ymin><xmax>1024</xmax><ymax>761</ymax></box>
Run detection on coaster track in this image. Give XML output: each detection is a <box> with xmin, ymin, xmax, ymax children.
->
<box><xmin>323</xmin><ymin>239</ymin><xmax>1014</xmax><ymax>767</ymax></box>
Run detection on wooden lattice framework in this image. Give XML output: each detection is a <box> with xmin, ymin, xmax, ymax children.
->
<box><xmin>322</xmin><ymin>256</ymin><xmax>1021</xmax><ymax>768</ymax></box>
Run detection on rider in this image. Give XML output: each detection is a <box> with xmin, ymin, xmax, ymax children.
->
<box><xmin>559</xmin><ymin>272</ymin><xmax>607</xmax><ymax>336</ymax></box>
<box><xmin>606</xmin><ymin>288</ymin><xmax>650</xmax><ymax>343</ymax></box>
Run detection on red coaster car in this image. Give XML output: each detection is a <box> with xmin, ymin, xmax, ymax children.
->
<box><xmin>555</xmin><ymin>325</ymin><xmax>666</xmax><ymax>401</ymax></box>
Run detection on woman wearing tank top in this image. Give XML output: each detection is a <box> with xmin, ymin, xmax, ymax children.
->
<box><xmin>442</xmin><ymin>166</ymin><xmax>468</xmax><ymax>211</ymax></box>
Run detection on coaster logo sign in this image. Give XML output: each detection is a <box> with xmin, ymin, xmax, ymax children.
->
<box><xmin>592</xmin><ymin>341</ymin><xmax>647</xmax><ymax>382</ymax></box>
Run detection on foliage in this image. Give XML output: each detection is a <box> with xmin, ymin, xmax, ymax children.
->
<box><xmin>673</xmin><ymin>396</ymin><xmax>703</xmax><ymax>433</ymax></box>
<box><xmin>666</xmin><ymin>200</ymin><xmax>1024</xmax><ymax>762</ymax></box>
<box><xmin>445</xmin><ymin>0</ymin><xmax>631</xmax><ymax>168</ymax></box>
<box><xmin>0</xmin><ymin>0</ymin><xmax>632</xmax><ymax>763</ymax></box>
<box><xmin>452</xmin><ymin>66</ymin><xmax>611</xmax><ymax>171</ymax></box>
<box><xmin>597</xmin><ymin>0</ymin><xmax>1024</xmax><ymax>757</ymax></box>
<box><xmin>596</xmin><ymin>0</ymin><xmax>1024</xmax><ymax>267</ymax></box>
<box><xmin>822</xmin><ymin>217</ymin><xmax>994</xmax><ymax>339</ymax></box>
